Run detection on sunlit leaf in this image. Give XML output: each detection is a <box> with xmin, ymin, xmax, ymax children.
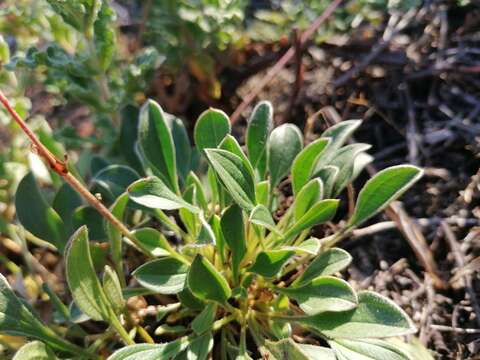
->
<box><xmin>349</xmin><ymin>165</ymin><xmax>423</xmax><ymax>227</ymax></box>
<box><xmin>268</xmin><ymin>124</ymin><xmax>303</xmax><ymax>187</ymax></box>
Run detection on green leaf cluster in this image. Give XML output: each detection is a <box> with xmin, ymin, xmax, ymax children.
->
<box><xmin>9</xmin><ymin>99</ymin><xmax>425</xmax><ymax>359</ymax></box>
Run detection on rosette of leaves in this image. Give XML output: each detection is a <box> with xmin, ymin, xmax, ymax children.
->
<box><xmin>6</xmin><ymin>100</ymin><xmax>428</xmax><ymax>359</ymax></box>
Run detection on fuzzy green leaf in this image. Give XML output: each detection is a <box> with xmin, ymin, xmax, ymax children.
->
<box><xmin>284</xmin><ymin>199</ymin><xmax>339</xmax><ymax>239</ymax></box>
<box><xmin>198</xmin><ymin>214</ymin><xmax>216</xmax><ymax>245</ymax></box>
<box><xmin>246</xmin><ymin>101</ymin><xmax>273</xmax><ymax>171</ymax></box>
<box><xmin>132</xmin><ymin>257</ymin><xmax>188</xmax><ymax>294</ymax></box>
<box><xmin>314</xmin><ymin>165</ymin><xmax>338</xmax><ymax>198</ymax></box>
<box><xmin>15</xmin><ymin>172</ymin><xmax>67</xmax><ymax>251</ymax></box>
<box><xmin>296</xmin><ymin>344</ymin><xmax>336</xmax><ymax>360</ymax></box>
<box><xmin>249</xmin><ymin>204</ymin><xmax>279</xmax><ymax>234</ymax></box>
<box><xmin>300</xmin><ymin>291</ymin><xmax>416</xmax><ymax>338</ymax></box>
<box><xmin>138</xmin><ymin>99</ymin><xmax>178</xmax><ymax>191</ymax></box>
<box><xmin>194</xmin><ymin>108</ymin><xmax>231</xmax><ymax>152</ymax></box>
<box><xmin>107</xmin><ymin>338</ymin><xmax>189</xmax><ymax>360</ymax></box>
<box><xmin>102</xmin><ymin>265</ymin><xmax>125</xmax><ymax>314</ymax></box>
<box><xmin>192</xmin><ymin>303</ymin><xmax>216</xmax><ymax>335</ymax></box>
<box><xmin>178</xmin><ymin>287</ymin><xmax>205</xmax><ymax>311</ymax></box>
<box><xmin>282</xmin><ymin>238</ymin><xmax>321</xmax><ymax>255</ymax></box>
<box><xmin>0</xmin><ymin>274</ymin><xmax>68</xmax><ymax>350</ymax></box>
<box><xmin>291</xmin><ymin>138</ymin><xmax>330</xmax><ymax>195</ymax></box>
<box><xmin>248</xmin><ymin>250</ymin><xmax>294</xmax><ymax>278</ymax></box>
<box><xmin>187</xmin><ymin>332</ymin><xmax>214</xmax><ymax>360</ymax></box>
<box><xmin>349</xmin><ymin>165</ymin><xmax>423</xmax><ymax>227</ymax></box>
<box><xmin>328</xmin><ymin>143</ymin><xmax>371</xmax><ymax>196</ymax></box>
<box><xmin>188</xmin><ymin>255</ymin><xmax>231</xmax><ymax>304</ymax></box>
<box><xmin>93</xmin><ymin>1</ymin><xmax>116</xmax><ymax>71</ymax></box>
<box><xmin>255</xmin><ymin>180</ymin><xmax>270</xmax><ymax>207</ymax></box>
<box><xmin>13</xmin><ymin>341</ymin><xmax>57</xmax><ymax>360</ymax></box>
<box><xmin>314</xmin><ymin>120</ymin><xmax>362</xmax><ymax>172</ymax></box>
<box><xmin>268</xmin><ymin>124</ymin><xmax>303</xmax><ymax>187</ymax></box>
<box><xmin>293</xmin><ymin>178</ymin><xmax>323</xmax><ymax>221</ymax></box>
<box><xmin>265</xmin><ymin>339</ymin><xmax>335</xmax><ymax>360</ymax></box>
<box><xmin>276</xmin><ymin>276</ymin><xmax>357</xmax><ymax>315</ymax></box>
<box><xmin>165</xmin><ymin>113</ymin><xmax>192</xmax><ymax>183</ymax></box>
<box><xmin>105</xmin><ymin>193</ymin><xmax>128</xmax><ymax>267</ymax></box>
<box><xmin>131</xmin><ymin>227</ymin><xmax>173</xmax><ymax>257</ymax></box>
<box><xmin>220</xmin><ymin>135</ymin><xmax>254</xmax><ymax>175</ymax></box>
<box><xmin>328</xmin><ymin>338</ymin><xmax>411</xmax><ymax>360</ymax></box>
<box><xmin>204</xmin><ymin>149</ymin><xmax>256</xmax><ymax>211</ymax></box>
<box><xmin>220</xmin><ymin>204</ymin><xmax>246</xmax><ymax>282</ymax></box>
<box><xmin>65</xmin><ymin>226</ymin><xmax>112</xmax><ymax>321</ymax></box>
<box><xmin>186</xmin><ymin>172</ymin><xmax>208</xmax><ymax>211</ymax></box>
<box><xmin>128</xmin><ymin>176</ymin><xmax>199</xmax><ymax>213</ymax></box>
<box><xmin>295</xmin><ymin>248</ymin><xmax>352</xmax><ymax>286</ymax></box>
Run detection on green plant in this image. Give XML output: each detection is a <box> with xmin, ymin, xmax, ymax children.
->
<box><xmin>4</xmin><ymin>0</ymin><xmax>162</xmax><ymax>148</ymax></box>
<box><xmin>2</xmin><ymin>99</ymin><xmax>426</xmax><ymax>359</ymax></box>
<box><xmin>144</xmin><ymin>0</ymin><xmax>246</xmax><ymax>100</ymax></box>
<box><xmin>247</xmin><ymin>0</ymin><xmax>420</xmax><ymax>42</ymax></box>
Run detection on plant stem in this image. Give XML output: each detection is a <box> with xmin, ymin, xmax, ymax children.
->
<box><xmin>109</xmin><ymin>312</ymin><xmax>135</xmax><ymax>345</ymax></box>
<box><xmin>253</xmin><ymin>310</ymin><xmax>306</xmax><ymax>322</ymax></box>
<box><xmin>137</xmin><ymin>325</ymin><xmax>155</xmax><ymax>344</ymax></box>
<box><xmin>212</xmin><ymin>314</ymin><xmax>236</xmax><ymax>331</ymax></box>
<box><xmin>0</xmin><ymin>90</ymin><xmax>150</xmax><ymax>257</ymax></box>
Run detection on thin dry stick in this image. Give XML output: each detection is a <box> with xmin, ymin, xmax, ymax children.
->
<box><xmin>0</xmin><ymin>90</ymin><xmax>148</xmax><ymax>255</ymax></box>
<box><xmin>441</xmin><ymin>221</ymin><xmax>480</xmax><ymax>328</ymax></box>
<box><xmin>230</xmin><ymin>0</ymin><xmax>343</xmax><ymax>124</ymax></box>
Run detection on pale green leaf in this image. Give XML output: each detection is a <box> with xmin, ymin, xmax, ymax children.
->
<box><xmin>265</xmin><ymin>339</ymin><xmax>335</xmax><ymax>360</ymax></box>
<box><xmin>300</xmin><ymin>291</ymin><xmax>416</xmax><ymax>338</ymax></box>
<box><xmin>138</xmin><ymin>99</ymin><xmax>178</xmax><ymax>191</ymax></box>
<box><xmin>16</xmin><ymin>172</ymin><xmax>67</xmax><ymax>251</ymax></box>
<box><xmin>165</xmin><ymin>113</ymin><xmax>192</xmax><ymax>183</ymax></box>
<box><xmin>328</xmin><ymin>143</ymin><xmax>371</xmax><ymax>196</ymax></box>
<box><xmin>314</xmin><ymin>165</ymin><xmax>338</xmax><ymax>198</ymax></box>
<box><xmin>329</xmin><ymin>338</ymin><xmax>412</xmax><ymax>360</ymax></box>
<box><xmin>282</xmin><ymin>238</ymin><xmax>321</xmax><ymax>255</ymax></box>
<box><xmin>295</xmin><ymin>248</ymin><xmax>352</xmax><ymax>286</ymax></box>
<box><xmin>194</xmin><ymin>109</ymin><xmax>231</xmax><ymax>152</ymax></box>
<box><xmin>131</xmin><ymin>227</ymin><xmax>173</xmax><ymax>257</ymax></box>
<box><xmin>192</xmin><ymin>303</ymin><xmax>216</xmax><ymax>335</ymax></box>
<box><xmin>204</xmin><ymin>149</ymin><xmax>256</xmax><ymax>211</ymax></box>
<box><xmin>65</xmin><ymin>226</ymin><xmax>112</xmax><ymax>321</ymax></box>
<box><xmin>284</xmin><ymin>199</ymin><xmax>339</xmax><ymax>239</ymax></box>
<box><xmin>102</xmin><ymin>265</ymin><xmax>125</xmax><ymax>314</ymax></box>
<box><xmin>221</xmin><ymin>204</ymin><xmax>246</xmax><ymax>282</ymax></box>
<box><xmin>249</xmin><ymin>204</ymin><xmax>279</xmax><ymax>234</ymax></box>
<box><xmin>187</xmin><ymin>332</ymin><xmax>214</xmax><ymax>360</ymax></box>
<box><xmin>13</xmin><ymin>341</ymin><xmax>57</xmax><ymax>360</ymax></box>
<box><xmin>291</xmin><ymin>138</ymin><xmax>330</xmax><ymax>195</ymax></box>
<box><xmin>128</xmin><ymin>177</ymin><xmax>199</xmax><ymax>213</ymax></box>
<box><xmin>107</xmin><ymin>338</ymin><xmax>189</xmax><ymax>360</ymax></box>
<box><xmin>219</xmin><ymin>135</ymin><xmax>255</xmax><ymax>176</ymax></box>
<box><xmin>297</xmin><ymin>344</ymin><xmax>336</xmax><ymax>360</ymax></box>
<box><xmin>276</xmin><ymin>276</ymin><xmax>357</xmax><ymax>315</ymax></box>
<box><xmin>349</xmin><ymin>165</ymin><xmax>423</xmax><ymax>227</ymax></box>
<box><xmin>248</xmin><ymin>250</ymin><xmax>294</xmax><ymax>278</ymax></box>
<box><xmin>293</xmin><ymin>178</ymin><xmax>323</xmax><ymax>221</ymax></box>
<box><xmin>105</xmin><ymin>193</ymin><xmax>129</xmax><ymax>267</ymax></box>
<box><xmin>246</xmin><ymin>101</ymin><xmax>273</xmax><ymax>172</ymax></box>
<box><xmin>188</xmin><ymin>255</ymin><xmax>231</xmax><ymax>304</ymax></box>
<box><xmin>132</xmin><ymin>257</ymin><xmax>188</xmax><ymax>294</ymax></box>
<box><xmin>268</xmin><ymin>124</ymin><xmax>303</xmax><ymax>187</ymax></box>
